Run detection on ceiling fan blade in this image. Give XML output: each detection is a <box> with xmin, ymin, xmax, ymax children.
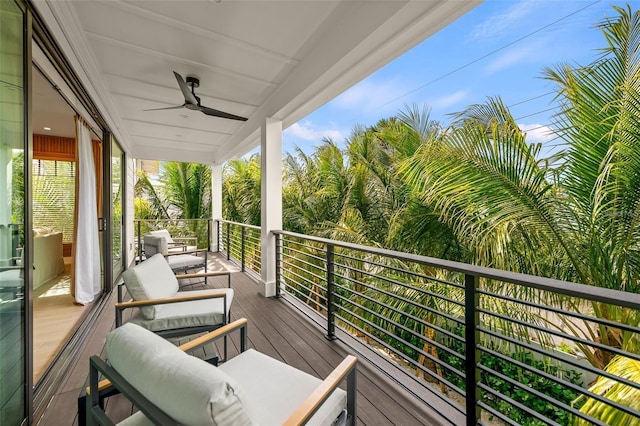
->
<box><xmin>173</xmin><ymin>71</ymin><xmax>198</xmax><ymax>105</ymax></box>
<box><xmin>144</xmin><ymin>104</ymin><xmax>186</xmax><ymax>111</ymax></box>
<box><xmin>199</xmin><ymin>105</ymin><xmax>248</xmax><ymax>121</ymax></box>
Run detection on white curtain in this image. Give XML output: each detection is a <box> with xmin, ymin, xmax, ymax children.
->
<box><xmin>74</xmin><ymin>117</ymin><xmax>100</xmax><ymax>304</ymax></box>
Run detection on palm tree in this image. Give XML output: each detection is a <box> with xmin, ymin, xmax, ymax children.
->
<box><xmin>222</xmin><ymin>155</ymin><xmax>261</xmax><ymax>225</ymax></box>
<box><xmin>160</xmin><ymin>161</ymin><xmax>211</xmax><ymax>219</ymax></box>
<box><xmin>398</xmin><ymin>4</ymin><xmax>640</xmax><ymax>422</ymax></box>
<box><xmin>134</xmin><ymin>169</ymin><xmax>169</xmax><ymax>220</ymax></box>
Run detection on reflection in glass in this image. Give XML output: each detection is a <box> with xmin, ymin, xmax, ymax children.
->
<box><xmin>112</xmin><ymin>140</ymin><xmax>123</xmax><ymax>277</ymax></box>
<box><xmin>0</xmin><ymin>0</ymin><xmax>26</xmax><ymax>424</ymax></box>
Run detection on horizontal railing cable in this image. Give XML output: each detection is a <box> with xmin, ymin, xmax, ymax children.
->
<box><xmin>334</xmin><ymin>312</ymin><xmax>466</xmax><ymax>399</ymax></box>
<box><xmin>333</xmin><ymin>259</ymin><xmax>466</xmax><ymax>308</ymax></box>
<box><xmin>479</xmin><ymin>288</ymin><xmax>640</xmax><ymax>335</ymax></box>
<box><xmin>332</xmin><ymin>287</ymin><xmax>466</xmax><ymax>363</ymax></box>
<box><xmin>332</xmin><ymin>280</ymin><xmax>465</xmax><ymax>344</ymax></box>
<box><xmin>335</xmin><ymin>251</ymin><xmax>465</xmax><ymax>290</ymax></box>
<box><xmin>480</xmin><ymin>309</ymin><xmax>640</xmax><ymax>364</ymax></box>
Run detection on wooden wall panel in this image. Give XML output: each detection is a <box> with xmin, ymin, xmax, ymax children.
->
<box><xmin>33</xmin><ymin>134</ymin><xmax>75</xmax><ymax>161</ymax></box>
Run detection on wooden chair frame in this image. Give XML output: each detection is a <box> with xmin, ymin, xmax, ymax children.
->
<box><xmin>85</xmin><ymin>318</ymin><xmax>358</xmax><ymax>426</ymax></box>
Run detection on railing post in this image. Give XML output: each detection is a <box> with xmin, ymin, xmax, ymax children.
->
<box><xmin>326</xmin><ymin>244</ymin><xmax>336</xmax><ymax>340</ymax></box>
<box><xmin>465</xmin><ymin>273</ymin><xmax>481</xmax><ymax>426</ymax></box>
<box><xmin>137</xmin><ymin>220</ymin><xmax>141</xmax><ymax>264</ymax></box>
<box><xmin>241</xmin><ymin>226</ymin><xmax>246</xmax><ymax>272</ymax></box>
<box><xmin>216</xmin><ymin>220</ymin><xmax>220</xmax><ymax>253</ymax></box>
<box><xmin>275</xmin><ymin>233</ymin><xmax>281</xmax><ymax>298</ymax></box>
<box><xmin>226</xmin><ymin>222</ymin><xmax>231</xmax><ymax>260</ymax></box>
<box><xmin>207</xmin><ymin>219</ymin><xmax>212</xmax><ymax>252</ymax></box>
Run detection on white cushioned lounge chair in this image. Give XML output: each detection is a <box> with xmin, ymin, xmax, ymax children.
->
<box><xmin>144</xmin><ymin>232</ymin><xmax>209</xmax><ymax>277</ymax></box>
<box><xmin>116</xmin><ymin>253</ymin><xmax>233</xmax><ymax>340</ymax></box>
<box><xmin>0</xmin><ymin>253</ymin><xmax>24</xmax><ymax>299</ymax></box>
<box><xmin>147</xmin><ymin>229</ymin><xmax>197</xmax><ymax>251</ymax></box>
<box><xmin>0</xmin><ymin>266</ymin><xmax>23</xmax><ymax>299</ymax></box>
<box><xmin>86</xmin><ymin>318</ymin><xmax>357</xmax><ymax>426</ymax></box>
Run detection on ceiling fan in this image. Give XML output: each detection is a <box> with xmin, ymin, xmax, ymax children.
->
<box><xmin>145</xmin><ymin>71</ymin><xmax>248</xmax><ymax>121</ymax></box>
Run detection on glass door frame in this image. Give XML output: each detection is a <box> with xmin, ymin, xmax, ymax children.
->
<box><xmin>109</xmin><ymin>137</ymin><xmax>125</xmax><ymax>281</ymax></box>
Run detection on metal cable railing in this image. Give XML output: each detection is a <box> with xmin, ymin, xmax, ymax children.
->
<box><xmin>273</xmin><ymin>230</ymin><xmax>640</xmax><ymax>426</ymax></box>
<box><xmin>216</xmin><ymin>219</ymin><xmax>261</xmax><ymax>274</ymax></box>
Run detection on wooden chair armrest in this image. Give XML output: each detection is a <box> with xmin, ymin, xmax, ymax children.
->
<box><xmin>85</xmin><ymin>378</ymin><xmax>113</xmax><ymax>396</ymax></box>
<box><xmin>167</xmin><ymin>242</ymin><xmax>187</xmax><ymax>247</ymax></box>
<box><xmin>284</xmin><ymin>355</ymin><xmax>358</xmax><ymax>426</ymax></box>
<box><xmin>165</xmin><ymin>248</ymin><xmax>206</xmax><ymax>256</ymax></box>
<box><xmin>115</xmin><ymin>291</ymin><xmax>227</xmax><ymax>309</ymax></box>
<box><xmin>175</xmin><ymin>271</ymin><xmax>230</xmax><ymax>280</ymax></box>
<box><xmin>172</xmin><ymin>236</ymin><xmax>197</xmax><ymax>243</ymax></box>
<box><xmin>178</xmin><ymin>318</ymin><xmax>248</xmax><ymax>353</ymax></box>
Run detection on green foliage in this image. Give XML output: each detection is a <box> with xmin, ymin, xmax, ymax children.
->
<box><xmin>438</xmin><ymin>327</ymin><xmax>583</xmax><ymax>426</ymax></box>
<box><xmin>223</xmin><ymin>155</ymin><xmax>261</xmax><ymax>225</ymax></box>
<box><xmin>11</xmin><ymin>151</ymin><xmax>24</xmax><ymax>225</ymax></box>
<box><xmin>220</xmin><ymin>5</ymin><xmax>640</xmax><ymax>424</ymax></box>
<box><xmin>160</xmin><ymin>161</ymin><xmax>211</xmax><ymax>219</ymax></box>
<box><xmin>135</xmin><ymin>161</ymin><xmax>211</xmax><ymax>220</ymax></box>
<box><xmin>134</xmin><ymin>169</ymin><xmax>169</xmax><ymax>219</ymax></box>
<box><xmin>573</xmin><ymin>355</ymin><xmax>640</xmax><ymax>426</ymax></box>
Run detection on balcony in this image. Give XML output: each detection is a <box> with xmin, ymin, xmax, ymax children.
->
<box><xmin>38</xmin><ymin>219</ymin><xmax>640</xmax><ymax>425</ymax></box>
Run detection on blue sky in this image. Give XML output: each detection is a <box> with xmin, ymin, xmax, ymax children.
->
<box><xmin>281</xmin><ymin>0</ymin><xmax>627</xmax><ymax>156</ymax></box>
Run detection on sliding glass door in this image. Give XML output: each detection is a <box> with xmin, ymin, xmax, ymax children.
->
<box><xmin>0</xmin><ymin>1</ymin><xmax>28</xmax><ymax>424</ymax></box>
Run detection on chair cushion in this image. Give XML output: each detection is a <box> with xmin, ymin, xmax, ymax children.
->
<box><xmin>168</xmin><ymin>254</ymin><xmax>205</xmax><ymax>270</ymax></box>
<box><xmin>219</xmin><ymin>349</ymin><xmax>347</xmax><ymax>425</ymax></box>
<box><xmin>122</xmin><ymin>254</ymin><xmax>178</xmax><ymax>319</ymax></box>
<box><xmin>126</xmin><ymin>289</ymin><xmax>233</xmax><ymax>332</ymax></box>
<box><xmin>148</xmin><ymin>229</ymin><xmax>174</xmax><ymax>244</ymax></box>
<box><xmin>0</xmin><ymin>269</ymin><xmax>23</xmax><ymax>288</ymax></box>
<box><xmin>106</xmin><ymin>323</ymin><xmax>252</xmax><ymax>426</ymax></box>
<box><xmin>144</xmin><ymin>235</ymin><xmax>168</xmax><ymax>257</ymax></box>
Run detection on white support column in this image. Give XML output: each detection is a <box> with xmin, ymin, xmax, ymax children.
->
<box><xmin>259</xmin><ymin>117</ymin><xmax>282</xmax><ymax>297</ymax></box>
<box><xmin>211</xmin><ymin>163</ymin><xmax>223</xmax><ymax>251</ymax></box>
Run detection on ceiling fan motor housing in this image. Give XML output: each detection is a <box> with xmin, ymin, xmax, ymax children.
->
<box><xmin>186</xmin><ymin>75</ymin><xmax>200</xmax><ymax>88</ymax></box>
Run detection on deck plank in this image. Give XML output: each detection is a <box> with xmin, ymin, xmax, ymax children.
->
<box><xmin>37</xmin><ymin>253</ymin><xmax>453</xmax><ymax>425</ymax></box>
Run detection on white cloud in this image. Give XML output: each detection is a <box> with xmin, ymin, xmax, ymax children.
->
<box><xmin>285</xmin><ymin>121</ymin><xmax>345</xmax><ymax>142</ymax></box>
<box><xmin>485</xmin><ymin>48</ymin><xmax>531</xmax><ymax>74</ymax></box>
<box><xmin>471</xmin><ymin>1</ymin><xmax>537</xmax><ymax>40</ymax></box>
<box><xmin>519</xmin><ymin>123</ymin><xmax>555</xmax><ymax>143</ymax></box>
<box><xmin>428</xmin><ymin>90</ymin><xmax>469</xmax><ymax>110</ymax></box>
<box><xmin>333</xmin><ymin>78</ymin><xmax>410</xmax><ymax>116</ymax></box>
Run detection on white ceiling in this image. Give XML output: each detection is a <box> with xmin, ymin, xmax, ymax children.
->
<box><xmin>32</xmin><ymin>67</ymin><xmax>76</xmax><ymax>138</ymax></box>
<box><xmin>32</xmin><ymin>0</ymin><xmax>481</xmax><ymax>165</ymax></box>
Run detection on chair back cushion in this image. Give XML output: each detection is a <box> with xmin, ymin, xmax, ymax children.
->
<box><xmin>122</xmin><ymin>254</ymin><xmax>179</xmax><ymax>319</ymax></box>
<box><xmin>143</xmin><ymin>235</ymin><xmax>168</xmax><ymax>256</ymax></box>
<box><xmin>106</xmin><ymin>323</ymin><xmax>252</xmax><ymax>425</ymax></box>
<box><xmin>148</xmin><ymin>229</ymin><xmax>174</xmax><ymax>244</ymax></box>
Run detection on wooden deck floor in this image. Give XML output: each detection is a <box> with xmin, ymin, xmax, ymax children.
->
<box><xmin>37</xmin><ymin>253</ymin><xmax>456</xmax><ymax>426</ymax></box>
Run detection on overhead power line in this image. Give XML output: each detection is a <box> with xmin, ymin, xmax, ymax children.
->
<box><xmin>377</xmin><ymin>0</ymin><xmax>601</xmax><ymax>109</ymax></box>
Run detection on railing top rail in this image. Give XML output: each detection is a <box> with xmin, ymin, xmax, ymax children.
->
<box><xmin>216</xmin><ymin>219</ymin><xmax>261</xmax><ymax>230</ymax></box>
<box><xmin>274</xmin><ymin>230</ymin><xmax>640</xmax><ymax>310</ymax></box>
<box><xmin>134</xmin><ymin>218</ymin><xmax>211</xmax><ymax>223</ymax></box>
